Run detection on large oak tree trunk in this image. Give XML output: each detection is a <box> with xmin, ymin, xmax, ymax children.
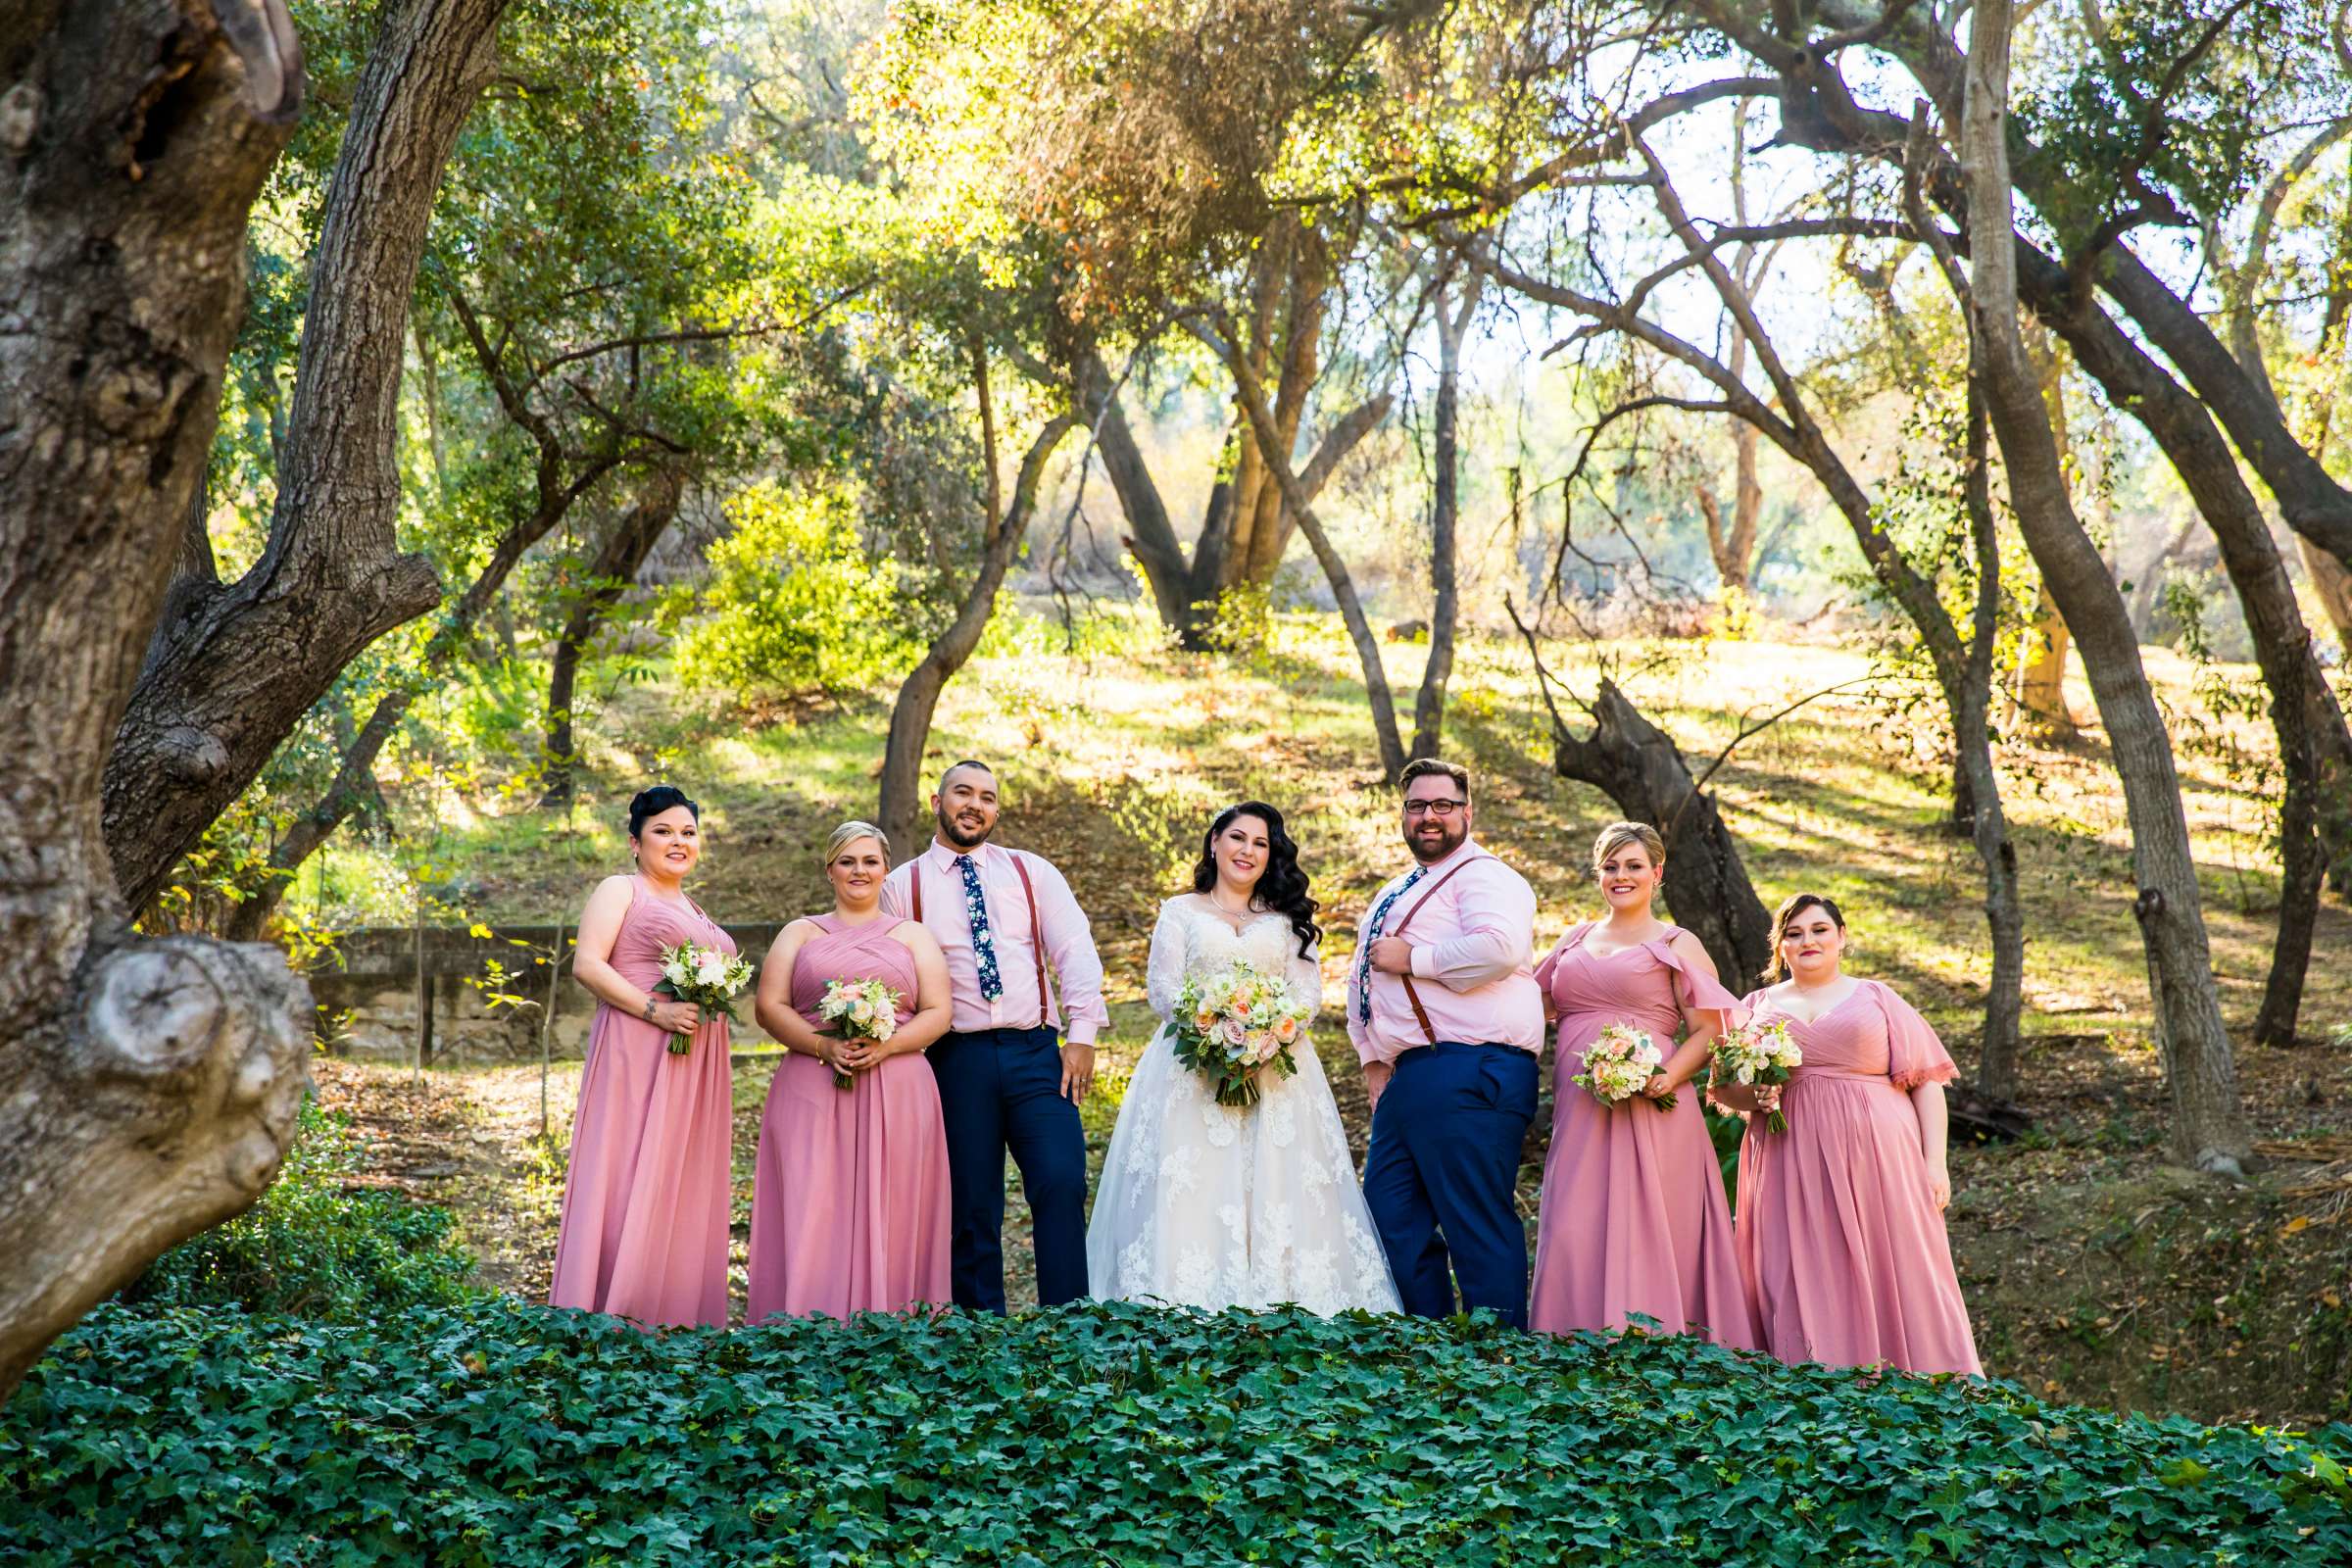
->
<box><xmin>1197</xmin><ymin>324</ymin><xmax>1408</xmax><ymax>780</ymax></box>
<box><xmin>1958</xmin><ymin>0</ymin><xmax>2250</xmax><ymax>1171</ymax></box>
<box><xmin>2303</xmin><ymin>539</ymin><xmax>2352</xmax><ymax>662</ymax></box>
<box><xmin>100</xmin><ymin>0</ymin><xmax>512</xmax><ymax>912</ymax></box>
<box><xmin>1071</xmin><ymin>337</ymin><xmax>1387</xmax><ymax>650</ymax></box>
<box><xmin>1410</xmin><ymin>269</ymin><xmax>1479</xmax><ymax>764</ymax></box>
<box><xmin>2000</xmin><ymin>225</ymin><xmax>2352</xmax><ymax>1039</ymax></box>
<box><xmin>2013</xmin><ymin>587</ymin><xmax>2075</xmax><ymax>735</ymax></box>
<box><xmin>0</xmin><ymin>0</ymin><xmax>315</xmax><ymax>1397</ymax></box>
<box><xmin>1552</xmin><ymin>682</ymin><xmax>1775</xmax><ymax>987</ymax></box>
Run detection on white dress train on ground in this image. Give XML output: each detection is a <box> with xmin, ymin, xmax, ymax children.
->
<box><xmin>1086</xmin><ymin>896</ymin><xmax>1400</xmax><ymax>1314</ymax></box>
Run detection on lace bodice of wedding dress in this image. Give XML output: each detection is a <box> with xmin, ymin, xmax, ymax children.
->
<box><xmin>1143</xmin><ymin>897</ymin><xmax>1324</xmax><ymax>1023</ymax></box>
<box><xmin>1085</xmin><ymin>895</ymin><xmax>1399</xmax><ymax>1316</ymax></box>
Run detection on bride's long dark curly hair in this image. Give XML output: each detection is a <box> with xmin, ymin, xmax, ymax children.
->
<box><xmin>1191</xmin><ymin>801</ymin><xmax>1321</xmax><ymax>957</ymax></box>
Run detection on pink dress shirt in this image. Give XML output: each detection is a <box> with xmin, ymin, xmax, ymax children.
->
<box><xmin>881</xmin><ymin>840</ymin><xmax>1108</xmax><ymax>1045</ymax></box>
<box><xmin>1345</xmin><ymin>838</ymin><xmax>1544</xmax><ymax>1065</ymax></box>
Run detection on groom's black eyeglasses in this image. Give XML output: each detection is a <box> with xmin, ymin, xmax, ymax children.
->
<box><xmin>1401</xmin><ymin>799</ymin><xmax>1467</xmax><ymax>817</ymax></box>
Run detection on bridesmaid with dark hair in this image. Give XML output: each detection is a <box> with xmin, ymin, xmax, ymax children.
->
<box><xmin>1714</xmin><ymin>894</ymin><xmax>1981</xmax><ymax>1375</ymax></box>
<box><xmin>549</xmin><ymin>785</ymin><xmax>738</xmax><ymax>1328</ymax></box>
<box><xmin>747</xmin><ymin>820</ymin><xmax>955</xmax><ymax>1322</ymax></box>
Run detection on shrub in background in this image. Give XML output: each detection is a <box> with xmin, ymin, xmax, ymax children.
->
<box><xmin>122</xmin><ymin>1099</ymin><xmax>477</xmax><ymax>1320</ymax></box>
<box><xmin>674</xmin><ymin>481</ymin><xmax>917</xmax><ymax>701</ymax></box>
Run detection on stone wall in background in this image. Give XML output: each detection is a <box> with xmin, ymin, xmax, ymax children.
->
<box><xmin>306</xmin><ymin>923</ymin><xmax>789</xmax><ymax>1064</ymax></box>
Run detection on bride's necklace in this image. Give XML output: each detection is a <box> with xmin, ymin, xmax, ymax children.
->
<box><xmin>1206</xmin><ymin>886</ymin><xmax>1255</xmax><ymax>919</ymax></box>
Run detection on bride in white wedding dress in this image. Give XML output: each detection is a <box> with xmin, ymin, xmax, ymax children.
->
<box><xmin>1087</xmin><ymin>803</ymin><xmax>1399</xmax><ymax>1314</ymax></box>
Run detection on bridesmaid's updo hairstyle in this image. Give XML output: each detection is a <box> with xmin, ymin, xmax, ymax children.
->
<box><xmin>824</xmin><ymin>819</ymin><xmax>890</xmax><ymax>863</ymax></box>
<box><xmin>1192</xmin><ymin>801</ymin><xmax>1322</xmax><ymax>958</ymax></box>
<box><xmin>1592</xmin><ymin>820</ymin><xmax>1666</xmax><ymax>875</ymax></box>
<box><xmin>1762</xmin><ymin>892</ymin><xmax>1846</xmax><ymax>984</ymax></box>
<box><xmin>627</xmin><ymin>785</ymin><xmax>699</xmax><ymax>839</ymax></box>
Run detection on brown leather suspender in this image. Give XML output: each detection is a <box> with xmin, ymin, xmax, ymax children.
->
<box><xmin>1384</xmin><ymin>856</ymin><xmax>1483</xmax><ymax>1045</ymax></box>
<box><xmin>909</xmin><ymin>851</ymin><xmax>1052</xmax><ymax>1029</ymax></box>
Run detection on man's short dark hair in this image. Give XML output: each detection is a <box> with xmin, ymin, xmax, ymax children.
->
<box><xmin>1398</xmin><ymin>758</ymin><xmax>1470</xmax><ymax>798</ymax></box>
<box><xmin>938</xmin><ymin>759</ymin><xmax>995</xmax><ymax>794</ymax></box>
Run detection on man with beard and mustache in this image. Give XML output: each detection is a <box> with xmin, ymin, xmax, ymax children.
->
<box><xmin>1347</xmin><ymin>758</ymin><xmax>1544</xmax><ymax>1328</ymax></box>
<box><xmin>883</xmin><ymin>760</ymin><xmax>1106</xmax><ymax>1311</ymax></box>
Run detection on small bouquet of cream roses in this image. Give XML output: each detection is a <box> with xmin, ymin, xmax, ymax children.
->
<box><xmin>652</xmin><ymin>940</ymin><xmax>754</xmax><ymax>1054</ymax></box>
<box><xmin>1573</xmin><ymin>1022</ymin><xmax>1674</xmax><ymax>1110</ymax></box>
<box><xmin>1712</xmin><ymin>1015</ymin><xmax>1802</xmax><ymax>1133</ymax></box>
<box><xmin>1171</xmin><ymin>960</ymin><xmax>1308</xmax><ymax>1108</ymax></box>
<box><xmin>815</xmin><ymin>977</ymin><xmax>902</xmax><ymax>1089</ymax></box>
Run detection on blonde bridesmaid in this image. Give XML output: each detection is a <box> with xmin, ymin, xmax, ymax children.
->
<box><xmin>548</xmin><ymin>785</ymin><xmax>737</xmax><ymax>1328</ymax></box>
<box><xmin>747</xmin><ymin>821</ymin><xmax>955</xmax><ymax>1322</ymax></box>
<box><xmin>1528</xmin><ymin>822</ymin><xmax>1757</xmax><ymax>1348</ymax></box>
<box><xmin>1714</xmin><ymin>894</ymin><xmax>1981</xmax><ymax>1375</ymax></box>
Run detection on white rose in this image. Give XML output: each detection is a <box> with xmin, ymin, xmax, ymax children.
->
<box><xmin>662</xmin><ymin>959</ymin><xmax>689</xmax><ymax>985</ymax></box>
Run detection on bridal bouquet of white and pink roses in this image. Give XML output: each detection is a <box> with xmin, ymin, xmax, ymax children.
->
<box><xmin>1713</xmin><ymin>1015</ymin><xmax>1802</xmax><ymax>1133</ymax></box>
<box><xmin>815</xmin><ymin>977</ymin><xmax>902</xmax><ymax>1089</ymax></box>
<box><xmin>1574</xmin><ymin>1022</ymin><xmax>1673</xmax><ymax>1110</ymax></box>
<box><xmin>652</xmin><ymin>940</ymin><xmax>754</xmax><ymax>1054</ymax></box>
<box><xmin>1172</xmin><ymin>960</ymin><xmax>1308</xmax><ymax>1108</ymax></box>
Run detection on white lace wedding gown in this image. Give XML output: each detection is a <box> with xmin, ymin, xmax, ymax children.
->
<box><xmin>1086</xmin><ymin>896</ymin><xmax>1400</xmax><ymax>1314</ymax></box>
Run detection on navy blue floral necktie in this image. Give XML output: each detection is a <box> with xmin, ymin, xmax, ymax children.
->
<box><xmin>955</xmin><ymin>855</ymin><xmax>1004</xmax><ymax>1002</ymax></box>
<box><xmin>1356</xmin><ymin>864</ymin><xmax>1428</xmax><ymax>1025</ymax></box>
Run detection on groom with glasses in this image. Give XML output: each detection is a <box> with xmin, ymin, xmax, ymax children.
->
<box><xmin>884</xmin><ymin>760</ymin><xmax>1106</xmax><ymax>1312</ymax></box>
<box><xmin>1348</xmin><ymin>758</ymin><xmax>1544</xmax><ymax>1328</ymax></box>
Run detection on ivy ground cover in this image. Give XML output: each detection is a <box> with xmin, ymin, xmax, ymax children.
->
<box><xmin>5</xmin><ymin>1299</ymin><xmax>2347</xmax><ymax>1566</ymax></box>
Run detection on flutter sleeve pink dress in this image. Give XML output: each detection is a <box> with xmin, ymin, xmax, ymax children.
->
<box><xmin>746</xmin><ymin>913</ymin><xmax>952</xmax><ymax>1323</ymax></box>
<box><xmin>1729</xmin><ymin>978</ymin><xmax>1981</xmax><ymax>1375</ymax></box>
<box><xmin>548</xmin><ymin>876</ymin><xmax>736</xmax><ymax>1328</ymax></box>
<box><xmin>1529</xmin><ymin>923</ymin><xmax>1757</xmax><ymax>1348</ymax></box>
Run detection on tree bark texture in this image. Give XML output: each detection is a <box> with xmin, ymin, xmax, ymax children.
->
<box><xmin>1956</xmin><ymin>0</ymin><xmax>2250</xmax><ymax>1169</ymax></box>
<box><xmin>877</xmin><ymin>415</ymin><xmax>1077</xmax><ymax>858</ymax></box>
<box><xmin>540</xmin><ymin>470</ymin><xmax>686</xmax><ymax>808</ymax></box>
<box><xmin>101</xmin><ymin>0</ymin><xmax>513</xmax><ymax>913</ymax></box>
<box><xmin>2301</xmin><ymin>538</ymin><xmax>2352</xmax><ymax>661</ymax></box>
<box><xmin>0</xmin><ymin>0</ymin><xmax>315</xmax><ymax>1397</ymax></box>
<box><xmin>1852</xmin><ymin>1</ymin><xmax>2352</xmax><ymax>577</ymax></box>
<box><xmin>1999</xmin><ymin>235</ymin><xmax>2352</xmax><ymax>1032</ymax></box>
<box><xmin>1073</xmin><ymin>344</ymin><xmax>1387</xmax><ymax>648</ymax></box>
<box><xmin>1483</xmin><ymin>141</ymin><xmax>2029</xmax><ymax>1092</ymax></box>
<box><xmin>2013</xmin><ymin>587</ymin><xmax>2075</xmax><ymax>735</ymax></box>
<box><xmin>2012</xmin><ymin>327</ymin><xmax>2077</xmax><ymax>737</ymax></box>
<box><xmin>1552</xmin><ymin>681</ymin><xmax>1775</xmax><ymax>987</ymax></box>
<box><xmin>1198</xmin><ymin>322</ymin><xmax>1408</xmax><ymax>780</ymax></box>
<box><xmin>1410</xmin><ymin>268</ymin><xmax>1479</xmax><ymax>764</ymax></box>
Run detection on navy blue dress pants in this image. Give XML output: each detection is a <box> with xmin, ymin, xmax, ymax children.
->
<box><xmin>1361</xmin><ymin>1042</ymin><xmax>1538</xmax><ymax>1329</ymax></box>
<box><xmin>928</xmin><ymin>1025</ymin><xmax>1089</xmax><ymax>1312</ymax></box>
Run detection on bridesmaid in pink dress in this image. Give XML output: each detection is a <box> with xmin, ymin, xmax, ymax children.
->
<box><xmin>747</xmin><ymin>820</ymin><xmax>955</xmax><ymax>1322</ymax></box>
<box><xmin>1714</xmin><ymin>893</ymin><xmax>1981</xmax><ymax>1374</ymax></box>
<box><xmin>1529</xmin><ymin>822</ymin><xmax>1757</xmax><ymax>1348</ymax></box>
<box><xmin>548</xmin><ymin>785</ymin><xmax>737</xmax><ymax>1328</ymax></box>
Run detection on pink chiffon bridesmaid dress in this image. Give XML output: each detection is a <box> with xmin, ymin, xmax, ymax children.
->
<box><xmin>548</xmin><ymin>876</ymin><xmax>736</xmax><ymax>1328</ymax></box>
<box><xmin>1529</xmin><ymin>923</ymin><xmax>1758</xmax><ymax>1348</ymax></box>
<box><xmin>1727</xmin><ymin>979</ymin><xmax>1982</xmax><ymax>1374</ymax></box>
<box><xmin>746</xmin><ymin>913</ymin><xmax>952</xmax><ymax>1323</ymax></box>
